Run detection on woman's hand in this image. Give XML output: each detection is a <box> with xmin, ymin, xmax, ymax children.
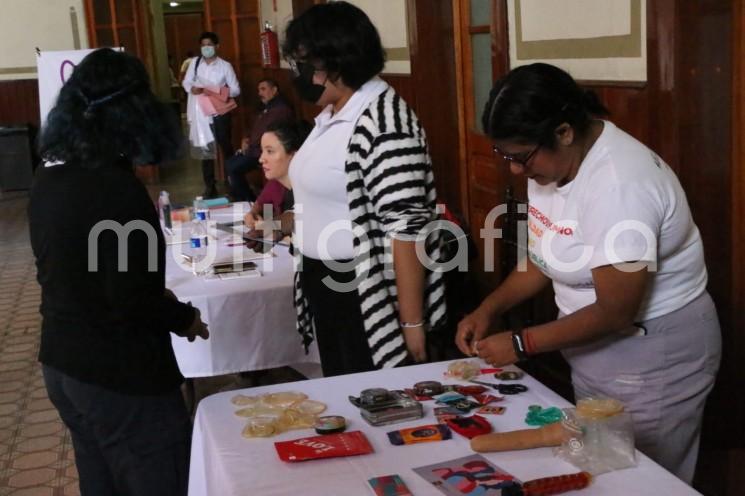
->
<box><xmin>184</xmin><ymin>307</ymin><xmax>209</xmax><ymax>342</ymax></box>
<box><xmin>403</xmin><ymin>325</ymin><xmax>427</xmax><ymax>363</ymax></box>
<box><xmin>474</xmin><ymin>331</ymin><xmax>517</xmax><ymax>367</ymax></box>
<box><xmin>455</xmin><ymin>307</ymin><xmax>496</xmax><ymax>356</ymax></box>
<box><xmin>190</xmin><ymin>87</ymin><xmax>203</xmax><ymax>95</ymax></box>
<box><xmin>244</xmin><ymin>212</ymin><xmax>263</xmax><ymax>230</ymax></box>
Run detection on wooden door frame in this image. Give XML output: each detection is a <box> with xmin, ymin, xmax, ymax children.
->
<box><xmin>451</xmin><ymin>0</ymin><xmax>469</xmax><ymax>220</ymax></box>
<box><xmin>84</xmin><ymin>0</ymin><xmax>148</xmax><ymax>57</ymax></box>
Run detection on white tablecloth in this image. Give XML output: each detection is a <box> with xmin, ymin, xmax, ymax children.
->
<box><xmin>166</xmin><ymin>203</ymin><xmax>319</xmax><ymax>377</ymax></box>
<box><xmin>188</xmin><ymin>360</ymin><xmax>699</xmax><ymax>496</ymax></box>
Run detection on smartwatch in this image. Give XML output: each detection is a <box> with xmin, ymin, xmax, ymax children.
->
<box><xmin>511</xmin><ymin>328</ymin><xmax>529</xmax><ymax>361</ymax></box>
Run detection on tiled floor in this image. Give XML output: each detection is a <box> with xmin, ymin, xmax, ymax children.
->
<box><xmin>0</xmin><ymin>191</ymin><xmax>79</xmax><ymax>496</ymax></box>
<box><xmin>0</xmin><ymin>156</ymin><xmax>301</xmax><ymax>495</ymax></box>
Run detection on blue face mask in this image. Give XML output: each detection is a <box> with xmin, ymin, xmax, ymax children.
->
<box><xmin>201</xmin><ymin>45</ymin><xmax>216</xmax><ymax>59</ymax></box>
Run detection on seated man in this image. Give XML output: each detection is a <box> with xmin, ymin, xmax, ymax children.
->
<box><xmin>226</xmin><ymin>79</ymin><xmax>293</xmax><ymax>201</ymax></box>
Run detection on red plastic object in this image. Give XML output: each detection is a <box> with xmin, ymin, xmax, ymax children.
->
<box><xmin>472</xmin><ymin>393</ymin><xmax>503</xmax><ymax>405</ymax></box>
<box><xmin>444</xmin><ymin>414</ymin><xmax>493</xmax><ymax>439</ymax></box>
<box><xmin>521</xmin><ymin>472</ymin><xmax>592</xmax><ymax>495</ymax></box>
<box><xmin>456</xmin><ymin>385</ymin><xmax>488</xmax><ymax>396</ymax></box>
<box><xmin>260</xmin><ymin>23</ymin><xmax>280</xmax><ymax>68</ymax></box>
<box><xmin>274</xmin><ymin>431</ymin><xmax>374</xmax><ymax>462</ymax></box>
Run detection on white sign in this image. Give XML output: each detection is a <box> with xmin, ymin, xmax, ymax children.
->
<box><xmin>36</xmin><ymin>49</ymin><xmax>97</xmax><ymax>127</ymax></box>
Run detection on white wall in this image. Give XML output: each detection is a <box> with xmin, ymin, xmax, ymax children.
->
<box><xmin>262</xmin><ymin>0</ymin><xmax>411</xmax><ymax>74</ymax></box>
<box><xmin>0</xmin><ymin>0</ymin><xmax>89</xmax><ymax>81</ymax></box>
<box><xmin>343</xmin><ymin>0</ymin><xmax>410</xmax><ymax>74</ymax></box>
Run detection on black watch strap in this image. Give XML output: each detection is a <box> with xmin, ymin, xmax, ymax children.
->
<box><xmin>511</xmin><ymin>328</ymin><xmax>529</xmax><ymax>361</ymax></box>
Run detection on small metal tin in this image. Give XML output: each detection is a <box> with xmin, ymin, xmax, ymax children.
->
<box><xmin>360</xmin><ymin>388</ymin><xmax>391</xmax><ymax>405</ymax></box>
<box><xmin>494</xmin><ymin>371</ymin><xmax>524</xmax><ymax>381</ymax></box>
<box><xmin>314</xmin><ymin>415</ymin><xmax>347</xmax><ymax>435</ymax></box>
<box><xmin>414</xmin><ymin>380</ymin><xmax>444</xmax><ymax>397</ymax></box>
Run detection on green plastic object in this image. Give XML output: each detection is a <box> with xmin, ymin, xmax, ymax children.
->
<box><xmin>525</xmin><ymin>405</ymin><xmax>563</xmax><ymax>426</ymax></box>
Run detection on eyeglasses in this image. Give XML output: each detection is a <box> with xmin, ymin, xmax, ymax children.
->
<box><xmin>492</xmin><ymin>142</ymin><xmax>541</xmax><ymax>167</ymax></box>
<box><xmin>288</xmin><ymin>59</ymin><xmax>323</xmax><ymax>77</ymax></box>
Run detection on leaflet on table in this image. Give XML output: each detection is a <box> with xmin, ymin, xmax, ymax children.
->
<box><xmin>412</xmin><ymin>454</ymin><xmax>520</xmax><ymax>495</ymax></box>
<box><xmin>176</xmin><ymin>250</ymin><xmax>273</xmax><ymax>273</ymax></box>
<box><xmin>204</xmin><ymin>270</ymin><xmax>261</xmax><ymax>281</ymax></box>
<box><xmin>211</xmin><ymin>250</ymin><xmax>274</xmax><ymax>264</ymax></box>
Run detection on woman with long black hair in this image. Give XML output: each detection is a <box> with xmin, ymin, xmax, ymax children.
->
<box><xmin>29</xmin><ymin>48</ymin><xmax>208</xmax><ymax>496</ymax></box>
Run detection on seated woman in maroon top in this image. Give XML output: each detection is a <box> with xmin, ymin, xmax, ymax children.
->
<box><xmin>244</xmin><ymin>121</ymin><xmax>310</xmax><ymax>234</ymax></box>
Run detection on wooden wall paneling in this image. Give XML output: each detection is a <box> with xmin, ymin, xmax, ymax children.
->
<box><xmin>165</xmin><ymin>13</ymin><xmax>205</xmax><ymax>73</ymax></box>
<box><xmin>732</xmin><ymin>0</ymin><xmax>745</xmax><ymax>387</ymax></box>
<box><xmin>84</xmin><ymin>0</ymin><xmax>149</xmax><ymax>64</ymax></box>
<box><xmin>381</xmin><ymin>75</ymin><xmax>415</xmax><ymax>110</ymax></box>
<box><xmin>291</xmin><ymin>0</ymin><xmax>322</xmax><ymax>17</ymax></box>
<box><xmin>0</xmin><ymin>80</ymin><xmax>40</xmax><ymax>129</ymax></box>
<box><xmin>406</xmin><ymin>0</ymin><xmax>462</xmax><ymax>216</ymax></box>
<box><xmin>727</xmin><ymin>2</ymin><xmax>745</xmax><ymax>492</ymax></box>
<box><xmin>164</xmin><ymin>15</ymin><xmax>178</xmax><ymax>63</ymax></box>
<box><xmin>676</xmin><ymin>1</ymin><xmax>732</xmax><ymax>335</ymax></box>
<box><xmin>451</xmin><ymin>0</ymin><xmax>470</xmax><ymax>221</ymax></box>
<box><xmin>678</xmin><ymin>2</ymin><xmax>742</xmax><ymax>496</ymax></box>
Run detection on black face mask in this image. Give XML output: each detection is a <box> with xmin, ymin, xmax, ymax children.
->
<box><xmin>291</xmin><ymin>61</ymin><xmax>326</xmax><ymax>104</ymax></box>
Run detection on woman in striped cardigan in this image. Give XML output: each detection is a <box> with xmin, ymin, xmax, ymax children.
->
<box><xmin>282</xmin><ymin>2</ymin><xmax>446</xmax><ymax>376</ymax></box>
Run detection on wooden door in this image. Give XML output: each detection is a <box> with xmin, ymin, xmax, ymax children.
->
<box><xmin>453</xmin><ymin>0</ymin><xmax>515</xmax><ymax>292</ymax></box>
<box><xmin>164</xmin><ymin>12</ymin><xmax>206</xmax><ymax>78</ymax></box>
<box><xmin>84</xmin><ymin>0</ymin><xmax>149</xmax><ymax>64</ymax></box>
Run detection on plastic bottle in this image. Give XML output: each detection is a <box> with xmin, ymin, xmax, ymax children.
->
<box><xmin>193</xmin><ymin>196</ymin><xmax>210</xmax><ymax>222</ymax></box>
<box><xmin>190</xmin><ymin>221</ymin><xmax>209</xmax><ymax>275</ymax></box>
<box><xmin>159</xmin><ymin>191</ymin><xmax>172</xmax><ymax>230</ymax></box>
<box><xmin>190</xmin><ymin>196</ymin><xmax>209</xmax><ymax>275</ymax></box>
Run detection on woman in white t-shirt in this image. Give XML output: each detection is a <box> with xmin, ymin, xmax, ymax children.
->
<box><xmin>455</xmin><ymin>63</ymin><xmax>720</xmax><ymax>484</ymax></box>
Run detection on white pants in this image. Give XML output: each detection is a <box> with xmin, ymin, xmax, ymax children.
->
<box><xmin>562</xmin><ymin>291</ymin><xmax>721</xmax><ymax>484</ymax></box>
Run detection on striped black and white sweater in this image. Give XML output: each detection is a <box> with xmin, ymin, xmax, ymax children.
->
<box><xmin>294</xmin><ymin>86</ymin><xmax>448</xmax><ymax>369</ymax></box>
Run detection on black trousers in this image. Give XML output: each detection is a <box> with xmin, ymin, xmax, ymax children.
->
<box><xmin>299</xmin><ymin>256</ymin><xmax>376</xmax><ymax>377</ymax></box>
<box><xmin>201</xmin><ymin>113</ymin><xmax>234</xmax><ymax>189</ymax></box>
<box><xmin>43</xmin><ymin>365</ymin><xmax>191</xmax><ymax>496</ymax></box>
<box><xmin>225</xmin><ymin>153</ymin><xmax>260</xmax><ymax>201</ymax></box>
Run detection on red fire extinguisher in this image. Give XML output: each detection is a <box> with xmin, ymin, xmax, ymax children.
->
<box><xmin>260</xmin><ymin>21</ymin><xmax>280</xmax><ymax>68</ymax></box>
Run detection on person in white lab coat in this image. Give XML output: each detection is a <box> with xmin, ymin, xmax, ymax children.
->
<box><xmin>182</xmin><ymin>31</ymin><xmax>240</xmax><ymax>198</ymax></box>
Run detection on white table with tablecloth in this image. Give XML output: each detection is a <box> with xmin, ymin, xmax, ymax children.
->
<box><xmin>165</xmin><ymin>202</ymin><xmax>320</xmax><ymax>378</ymax></box>
<box><xmin>187</xmin><ymin>359</ymin><xmax>699</xmax><ymax>496</ymax></box>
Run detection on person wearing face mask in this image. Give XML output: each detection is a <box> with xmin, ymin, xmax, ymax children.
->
<box><xmin>455</xmin><ymin>63</ymin><xmax>720</xmax><ymax>484</ymax></box>
<box><xmin>225</xmin><ymin>79</ymin><xmax>294</xmax><ymax>202</ymax></box>
<box><xmin>182</xmin><ymin>31</ymin><xmax>240</xmax><ymax>198</ymax></box>
<box><xmin>282</xmin><ymin>2</ymin><xmax>447</xmax><ymax>377</ymax></box>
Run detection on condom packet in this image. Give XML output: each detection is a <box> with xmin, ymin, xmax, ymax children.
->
<box><xmin>387</xmin><ymin>424</ymin><xmax>452</xmax><ymax>446</ymax></box>
<box><xmin>274</xmin><ymin>431</ymin><xmax>374</xmax><ymax>462</ymax></box>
